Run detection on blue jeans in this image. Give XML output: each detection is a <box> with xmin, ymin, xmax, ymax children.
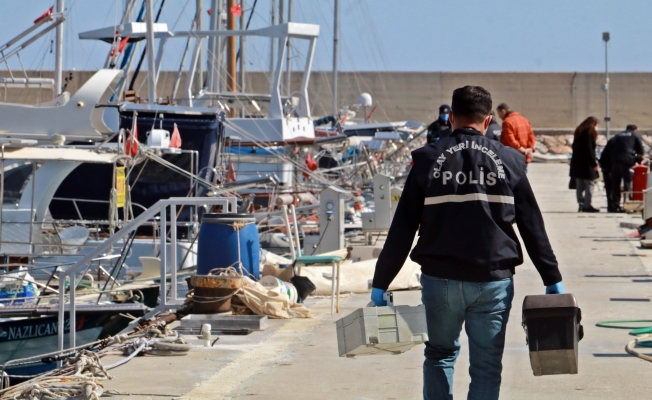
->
<box><xmin>421</xmin><ymin>275</ymin><xmax>514</xmax><ymax>400</ymax></box>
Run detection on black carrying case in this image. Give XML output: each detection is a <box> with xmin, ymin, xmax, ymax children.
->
<box><xmin>522</xmin><ymin>293</ymin><xmax>584</xmax><ymax>376</ymax></box>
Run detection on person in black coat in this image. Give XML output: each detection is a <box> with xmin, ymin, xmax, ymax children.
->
<box><xmin>599</xmin><ymin>136</ymin><xmax>617</xmax><ymax>212</ymax></box>
<box><xmin>426</xmin><ymin>104</ymin><xmax>452</xmax><ymax>143</ymax></box>
<box><xmin>485</xmin><ymin>112</ymin><xmax>501</xmax><ymax>141</ymax></box>
<box><xmin>608</xmin><ymin>124</ymin><xmax>644</xmax><ymax>211</ymax></box>
<box><xmin>569</xmin><ymin>116</ymin><xmax>600</xmax><ymax>212</ymax></box>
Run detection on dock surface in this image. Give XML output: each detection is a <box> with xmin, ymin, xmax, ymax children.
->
<box><xmin>107</xmin><ymin>163</ymin><xmax>652</xmax><ymax>399</ymax></box>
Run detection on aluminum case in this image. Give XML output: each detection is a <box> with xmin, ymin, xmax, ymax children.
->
<box><xmin>335</xmin><ymin>304</ymin><xmax>428</xmax><ymax>357</ymax></box>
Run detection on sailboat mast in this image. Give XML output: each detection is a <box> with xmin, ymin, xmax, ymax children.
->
<box><xmin>145</xmin><ymin>0</ymin><xmax>157</xmax><ymax>104</ymax></box>
<box><xmin>286</xmin><ymin>0</ymin><xmax>292</xmax><ymax>97</ymax></box>
<box><xmin>269</xmin><ymin>0</ymin><xmax>276</xmax><ymax>93</ymax></box>
<box><xmin>332</xmin><ymin>0</ymin><xmax>339</xmax><ymax>115</ymax></box>
<box><xmin>227</xmin><ymin>0</ymin><xmax>237</xmax><ymax>117</ymax></box>
<box><xmin>207</xmin><ymin>0</ymin><xmax>219</xmax><ymax>95</ymax></box>
<box><xmin>54</xmin><ymin>0</ymin><xmax>64</xmax><ymax>96</ymax></box>
<box><xmin>239</xmin><ymin>0</ymin><xmax>246</xmax><ymax>116</ymax></box>
<box><xmin>278</xmin><ymin>0</ymin><xmax>284</xmax><ymax>95</ymax></box>
<box><xmin>195</xmin><ymin>0</ymin><xmax>203</xmax><ymax>93</ymax></box>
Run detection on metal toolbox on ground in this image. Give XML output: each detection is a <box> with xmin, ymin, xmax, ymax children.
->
<box><xmin>522</xmin><ymin>293</ymin><xmax>584</xmax><ymax>376</ymax></box>
<box><xmin>336</xmin><ymin>304</ymin><xmax>428</xmax><ymax>357</ymax></box>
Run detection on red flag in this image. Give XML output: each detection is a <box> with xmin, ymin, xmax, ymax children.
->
<box><xmin>170</xmin><ymin>123</ymin><xmax>182</xmax><ymax>148</ymax></box>
<box><xmin>125</xmin><ymin>117</ymin><xmax>139</xmax><ymax>157</ymax></box>
<box><xmin>230</xmin><ymin>3</ymin><xmax>242</xmax><ymax>17</ymax></box>
<box><xmin>111</xmin><ymin>36</ymin><xmax>130</xmax><ymax>57</ymax></box>
<box><xmin>207</xmin><ymin>8</ymin><xmax>211</xmax><ymax>15</ymax></box>
<box><xmin>366</xmin><ymin>105</ymin><xmax>377</xmax><ymax>120</ymax></box>
<box><xmin>303</xmin><ymin>154</ymin><xmax>318</xmax><ymax>178</ymax></box>
<box><xmin>34</xmin><ymin>6</ymin><xmax>53</xmax><ymax>24</ymax></box>
<box><xmin>224</xmin><ymin>161</ymin><xmax>237</xmax><ymax>183</ymax></box>
<box><xmin>118</xmin><ymin>36</ymin><xmax>130</xmax><ymax>53</ymax></box>
<box><xmin>306</xmin><ymin>154</ymin><xmax>318</xmax><ymax>171</ymax></box>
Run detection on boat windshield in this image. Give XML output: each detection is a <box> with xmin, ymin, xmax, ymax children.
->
<box><xmin>2</xmin><ymin>162</ymin><xmax>33</xmax><ymax>205</ymax></box>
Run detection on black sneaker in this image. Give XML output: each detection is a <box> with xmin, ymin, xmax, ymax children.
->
<box><xmin>582</xmin><ymin>206</ymin><xmax>600</xmax><ymax>213</ymax></box>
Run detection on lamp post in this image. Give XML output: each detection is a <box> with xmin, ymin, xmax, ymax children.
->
<box><xmin>603</xmin><ymin>32</ymin><xmax>610</xmax><ymax>139</ymax></box>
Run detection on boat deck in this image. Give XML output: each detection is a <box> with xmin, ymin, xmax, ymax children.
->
<box><xmin>0</xmin><ymin>303</ymin><xmax>148</xmax><ymax>317</ymax></box>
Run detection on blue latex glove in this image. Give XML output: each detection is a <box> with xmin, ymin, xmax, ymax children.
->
<box><xmin>370</xmin><ymin>288</ymin><xmax>387</xmax><ymax>306</ymax></box>
<box><xmin>546</xmin><ymin>282</ymin><xmax>564</xmax><ymax>294</ymax></box>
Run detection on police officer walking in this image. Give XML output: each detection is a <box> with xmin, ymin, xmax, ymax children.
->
<box><xmin>608</xmin><ymin>125</ymin><xmax>644</xmax><ymax>212</ymax></box>
<box><xmin>426</xmin><ymin>104</ymin><xmax>452</xmax><ymax>143</ymax></box>
<box><xmin>370</xmin><ymin>86</ymin><xmax>563</xmax><ymax>400</ymax></box>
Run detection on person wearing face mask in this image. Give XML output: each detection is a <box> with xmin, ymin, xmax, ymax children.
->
<box><xmin>427</xmin><ymin>104</ymin><xmax>453</xmax><ymax>143</ymax></box>
<box><xmin>485</xmin><ymin>111</ymin><xmax>501</xmax><ymax>141</ymax></box>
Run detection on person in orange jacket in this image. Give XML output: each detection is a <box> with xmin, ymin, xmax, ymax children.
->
<box><xmin>496</xmin><ymin>103</ymin><xmax>536</xmax><ymax>164</ymax></box>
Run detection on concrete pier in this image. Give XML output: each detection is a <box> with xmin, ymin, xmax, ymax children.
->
<box><xmin>107</xmin><ymin>163</ymin><xmax>652</xmax><ymax>399</ymax></box>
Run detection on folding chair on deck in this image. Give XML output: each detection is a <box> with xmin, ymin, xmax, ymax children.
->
<box><xmin>282</xmin><ymin>205</ymin><xmax>343</xmax><ymax>314</ymax></box>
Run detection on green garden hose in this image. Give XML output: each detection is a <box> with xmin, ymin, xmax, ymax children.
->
<box><xmin>596</xmin><ymin>320</ymin><xmax>652</xmax><ymax>356</ymax></box>
<box><xmin>595</xmin><ymin>319</ymin><xmax>652</xmax><ymax>330</ymax></box>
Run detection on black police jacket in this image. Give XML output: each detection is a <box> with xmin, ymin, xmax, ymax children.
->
<box><xmin>372</xmin><ymin>128</ymin><xmax>561</xmax><ymax>290</ymax></box>
<box><xmin>599</xmin><ymin>136</ymin><xmax>616</xmax><ymax>171</ymax></box>
<box><xmin>609</xmin><ymin>130</ymin><xmax>644</xmax><ymax>166</ymax></box>
<box><xmin>426</xmin><ymin>118</ymin><xmax>452</xmax><ymax>143</ymax></box>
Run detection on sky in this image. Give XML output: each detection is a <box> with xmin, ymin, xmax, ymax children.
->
<box><xmin>0</xmin><ymin>0</ymin><xmax>651</xmax><ymax>73</ymax></box>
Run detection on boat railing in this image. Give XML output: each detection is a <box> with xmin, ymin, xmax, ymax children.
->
<box><xmin>57</xmin><ymin>196</ymin><xmax>236</xmax><ymax>354</ymax></box>
<box><xmin>50</xmin><ymin>197</ymin><xmax>148</xmax><ymax>221</ymax></box>
<box><xmin>0</xmin><ymin>254</ymin><xmax>127</xmax><ymax>308</ymax></box>
<box><xmin>0</xmin><ymin>212</ymin><xmax>201</xmax><ymax>257</ymax></box>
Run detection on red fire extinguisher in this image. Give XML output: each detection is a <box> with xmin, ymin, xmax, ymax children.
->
<box><xmin>632</xmin><ymin>164</ymin><xmax>648</xmax><ymax>201</ymax></box>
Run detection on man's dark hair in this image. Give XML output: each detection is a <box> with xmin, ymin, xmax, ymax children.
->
<box><xmin>496</xmin><ymin>103</ymin><xmax>511</xmax><ymax>112</ymax></box>
<box><xmin>451</xmin><ymin>86</ymin><xmax>492</xmax><ymax>123</ymax></box>
<box><xmin>626</xmin><ymin>124</ymin><xmax>638</xmax><ymax>131</ymax></box>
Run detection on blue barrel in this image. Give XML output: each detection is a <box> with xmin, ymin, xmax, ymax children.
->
<box><xmin>197</xmin><ymin>213</ymin><xmax>260</xmax><ymax>279</ymax></box>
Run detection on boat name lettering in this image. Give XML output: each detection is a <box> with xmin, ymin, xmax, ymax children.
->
<box><xmin>7</xmin><ymin>320</ymin><xmax>70</xmax><ymax>340</ymax></box>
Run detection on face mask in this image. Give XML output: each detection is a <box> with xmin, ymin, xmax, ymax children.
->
<box><xmin>441</xmin><ymin>114</ymin><xmax>449</xmax><ymax>122</ymax></box>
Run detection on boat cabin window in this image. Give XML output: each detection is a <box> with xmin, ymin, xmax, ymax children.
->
<box><xmin>130</xmin><ymin>153</ymin><xmax>194</xmax><ymax>185</ymax></box>
<box><xmin>2</xmin><ymin>162</ymin><xmax>33</xmax><ymax>205</ymax></box>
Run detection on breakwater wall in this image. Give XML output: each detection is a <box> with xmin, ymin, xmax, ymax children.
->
<box><xmin>4</xmin><ymin>70</ymin><xmax>652</xmax><ymax>132</ymax></box>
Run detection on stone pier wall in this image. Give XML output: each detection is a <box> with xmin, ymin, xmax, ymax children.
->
<box><xmin>3</xmin><ymin>70</ymin><xmax>652</xmax><ymax>132</ymax></box>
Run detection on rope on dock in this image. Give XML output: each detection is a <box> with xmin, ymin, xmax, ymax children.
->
<box><xmin>626</xmin><ymin>334</ymin><xmax>652</xmax><ymax>363</ymax></box>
